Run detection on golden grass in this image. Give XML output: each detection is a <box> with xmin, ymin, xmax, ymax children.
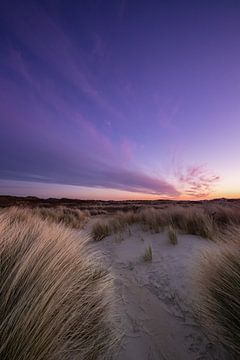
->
<box><xmin>206</xmin><ymin>205</ymin><xmax>240</xmax><ymax>229</ymax></box>
<box><xmin>142</xmin><ymin>245</ymin><xmax>153</xmax><ymax>262</ymax></box>
<box><xmin>92</xmin><ymin>221</ymin><xmax>111</xmax><ymax>241</ymax></box>
<box><xmin>14</xmin><ymin>204</ymin><xmax>223</xmax><ymax>242</ymax></box>
<box><xmin>168</xmin><ymin>224</ymin><xmax>178</xmax><ymax>245</ymax></box>
<box><xmin>32</xmin><ymin>206</ymin><xmax>90</xmax><ymax>229</ymax></box>
<box><xmin>91</xmin><ymin>205</ymin><xmax>238</xmax><ymax>241</ymax></box>
<box><xmin>198</xmin><ymin>244</ymin><xmax>240</xmax><ymax>357</ymax></box>
<box><xmin>167</xmin><ymin>207</ymin><xmax>215</xmax><ymax>239</ymax></box>
<box><xmin>138</xmin><ymin>207</ymin><xmax>166</xmax><ymax>233</ymax></box>
<box><xmin>0</xmin><ymin>208</ymin><xmax>116</xmax><ymax>360</ymax></box>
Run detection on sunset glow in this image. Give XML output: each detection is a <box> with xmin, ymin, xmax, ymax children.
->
<box><xmin>0</xmin><ymin>1</ymin><xmax>239</xmax><ymax>200</ymax></box>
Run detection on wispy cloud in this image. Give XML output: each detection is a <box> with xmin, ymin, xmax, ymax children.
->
<box><xmin>0</xmin><ymin>46</ymin><xmax>179</xmax><ymax>197</ymax></box>
<box><xmin>0</xmin><ymin>1</ymin><xmax>219</xmax><ymax>200</ymax></box>
<box><xmin>0</xmin><ymin>160</ymin><xmax>179</xmax><ymax>197</ymax></box>
<box><xmin>175</xmin><ymin>164</ymin><xmax>220</xmax><ymax>198</ymax></box>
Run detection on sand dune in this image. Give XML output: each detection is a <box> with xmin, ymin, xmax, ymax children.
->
<box><xmin>91</xmin><ymin>226</ymin><xmax>230</xmax><ymax>360</ymax></box>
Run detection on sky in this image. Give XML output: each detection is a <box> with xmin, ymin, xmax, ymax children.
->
<box><xmin>0</xmin><ymin>0</ymin><xmax>240</xmax><ymax>200</ymax></box>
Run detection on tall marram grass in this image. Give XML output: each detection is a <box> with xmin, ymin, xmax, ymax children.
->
<box><xmin>198</xmin><ymin>244</ymin><xmax>240</xmax><ymax>357</ymax></box>
<box><xmin>92</xmin><ymin>206</ymin><xmax>219</xmax><ymax>241</ymax></box>
<box><xmin>167</xmin><ymin>207</ymin><xmax>215</xmax><ymax>239</ymax></box>
<box><xmin>168</xmin><ymin>224</ymin><xmax>177</xmax><ymax>245</ymax></box>
<box><xmin>92</xmin><ymin>221</ymin><xmax>111</xmax><ymax>241</ymax></box>
<box><xmin>0</xmin><ymin>208</ymin><xmax>116</xmax><ymax>360</ymax></box>
<box><xmin>32</xmin><ymin>206</ymin><xmax>90</xmax><ymax>229</ymax></box>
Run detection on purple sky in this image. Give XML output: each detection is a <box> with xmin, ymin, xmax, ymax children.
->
<box><xmin>0</xmin><ymin>0</ymin><xmax>240</xmax><ymax>200</ymax></box>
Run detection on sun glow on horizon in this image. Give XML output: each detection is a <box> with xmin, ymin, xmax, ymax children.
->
<box><xmin>0</xmin><ymin>179</ymin><xmax>239</xmax><ymax>201</ymax></box>
<box><xmin>0</xmin><ymin>1</ymin><xmax>239</xmax><ymax>199</ymax></box>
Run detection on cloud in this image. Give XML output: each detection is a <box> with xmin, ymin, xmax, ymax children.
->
<box><xmin>98</xmin><ymin>167</ymin><xmax>179</xmax><ymax>196</ymax></box>
<box><xmin>0</xmin><ymin>66</ymin><xmax>179</xmax><ymax>197</ymax></box>
<box><xmin>176</xmin><ymin>164</ymin><xmax>220</xmax><ymax>198</ymax></box>
<box><xmin>0</xmin><ymin>1</ymin><xmax>181</xmax><ymax>198</ymax></box>
<box><xmin>0</xmin><ymin>161</ymin><xmax>179</xmax><ymax>198</ymax></box>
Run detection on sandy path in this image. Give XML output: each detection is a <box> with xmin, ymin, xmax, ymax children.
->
<box><xmin>89</xmin><ymin>225</ymin><xmax>230</xmax><ymax>360</ymax></box>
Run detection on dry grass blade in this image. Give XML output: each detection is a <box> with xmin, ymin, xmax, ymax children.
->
<box><xmin>168</xmin><ymin>224</ymin><xmax>177</xmax><ymax>245</ymax></box>
<box><xmin>33</xmin><ymin>206</ymin><xmax>90</xmax><ymax>229</ymax></box>
<box><xmin>198</xmin><ymin>245</ymin><xmax>240</xmax><ymax>357</ymax></box>
<box><xmin>92</xmin><ymin>221</ymin><xmax>111</xmax><ymax>241</ymax></box>
<box><xmin>142</xmin><ymin>245</ymin><xmax>153</xmax><ymax>262</ymax></box>
<box><xmin>0</xmin><ymin>208</ymin><xmax>116</xmax><ymax>360</ymax></box>
<box><xmin>167</xmin><ymin>207</ymin><xmax>215</xmax><ymax>239</ymax></box>
<box><xmin>90</xmin><ymin>205</ymin><xmax>224</xmax><ymax>240</ymax></box>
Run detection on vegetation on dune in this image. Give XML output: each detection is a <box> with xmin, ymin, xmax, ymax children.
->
<box><xmin>142</xmin><ymin>245</ymin><xmax>153</xmax><ymax>262</ymax></box>
<box><xmin>198</xmin><ymin>245</ymin><xmax>240</xmax><ymax>357</ymax></box>
<box><xmin>92</xmin><ymin>221</ymin><xmax>111</xmax><ymax>241</ymax></box>
<box><xmin>91</xmin><ymin>205</ymin><xmax>240</xmax><ymax>241</ymax></box>
<box><xmin>168</xmin><ymin>207</ymin><xmax>215</xmax><ymax>239</ymax></box>
<box><xmin>2</xmin><ymin>202</ymin><xmax>240</xmax><ymax>239</ymax></box>
<box><xmin>1</xmin><ymin>203</ymin><xmax>240</xmax><ymax>359</ymax></box>
<box><xmin>3</xmin><ymin>205</ymin><xmax>90</xmax><ymax>229</ymax></box>
<box><xmin>0</xmin><ymin>208</ymin><xmax>116</xmax><ymax>360</ymax></box>
<box><xmin>32</xmin><ymin>206</ymin><xmax>90</xmax><ymax>228</ymax></box>
<box><xmin>168</xmin><ymin>224</ymin><xmax>178</xmax><ymax>245</ymax></box>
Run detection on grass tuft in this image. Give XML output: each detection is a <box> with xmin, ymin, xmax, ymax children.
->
<box><xmin>168</xmin><ymin>224</ymin><xmax>178</xmax><ymax>245</ymax></box>
<box><xmin>199</xmin><ymin>245</ymin><xmax>240</xmax><ymax>357</ymax></box>
<box><xmin>90</xmin><ymin>206</ymin><xmax>219</xmax><ymax>240</ymax></box>
<box><xmin>92</xmin><ymin>221</ymin><xmax>111</xmax><ymax>241</ymax></box>
<box><xmin>142</xmin><ymin>245</ymin><xmax>153</xmax><ymax>262</ymax></box>
<box><xmin>167</xmin><ymin>207</ymin><xmax>215</xmax><ymax>239</ymax></box>
<box><xmin>0</xmin><ymin>208</ymin><xmax>116</xmax><ymax>360</ymax></box>
<box><xmin>33</xmin><ymin>206</ymin><xmax>90</xmax><ymax>229</ymax></box>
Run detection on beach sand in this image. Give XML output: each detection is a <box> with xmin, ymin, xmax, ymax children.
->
<box><xmin>90</xmin><ymin>225</ymin><xmax>230</xmax><ymax>360</ymax></box>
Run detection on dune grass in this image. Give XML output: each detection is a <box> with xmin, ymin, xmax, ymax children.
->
<box><xmin>168</xmin><ymin>207</ymin><xmax>215</xmax><ymax>239</ymax></box>
<box><xmin>32</xmin><ymin>206</ymin><xmax>90</xmax><ymax>229</ymax></box>
<box><xmin>168</xmin><ymin>224</ymin><xmax>178</xmax><ymax>245</ymax></box>
<box><xmin>206</xmin><ymin>205</ymin><xmax>240</xmax><ymax>229</ymax></box>
<box><xmin>15</xmin><ymin>203</ymin><xmax>238</xmax><ymax>242</ymax></box>
<box><xmin>91</xmin><ymin>205</ymin><xmax>240</xmax><ymax>241</ymax></box>
<box><xmin>9</xmin><ymin>205</ymin><xmax>90</xmax><ymax>229</ymax></box>
<box><xmin>198</xmin><ymin>244</ymin><xmax>240</xmax><ymax>357</ymax></box>
<box><xmin>142</xmin><ymin>245</ymin><xmax>153</xmax><ymax>262</ymax></box>
<box><xmin>0</xmin><ymin>208</ymin><xmax>116</xmax><ymax>360</ymax></box>
<box><xmin>92</xmin><ymin>221</ymin><xmax>112</xmax><ymax>241</ymax></box>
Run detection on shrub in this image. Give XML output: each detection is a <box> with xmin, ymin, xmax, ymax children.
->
<box><xmin>0</xmin><ymin>208</ymin><xmax>116</xmax><ymax>360</ymax></box>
